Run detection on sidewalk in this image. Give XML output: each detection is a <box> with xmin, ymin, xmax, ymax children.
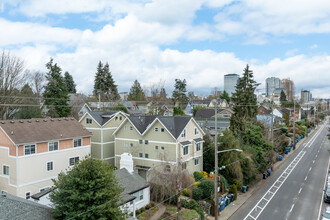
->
<box><xmin>149</xmin><ymin>204</ymin><xmax>166</xmax><ymax>220</ymax></box>
<box><xmin>213</xmin><ymin>127</ymin><xmax>317</xmax><ymax>220</ymax></box>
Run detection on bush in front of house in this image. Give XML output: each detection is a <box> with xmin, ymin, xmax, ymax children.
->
<box><xmin>193</xmin><ymin>171</ymin><xmax>204</xmax><ymax>182</ymax></box>
<box><xmin>198</xmin><ymin>180</ymin><xmax>214</xmax><ymax>199</ymax></box>
<box><xmin>192</xmin><ymin>187</ymin><xmax>203</xmax><ymax>201</ymax></box>
<box><xmin>181</xmin><ymin>199</ymin><xmax>204</xmax><ymax>220</ymax></box>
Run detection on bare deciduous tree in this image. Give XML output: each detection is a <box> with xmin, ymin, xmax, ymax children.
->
<box><xmin>30</xmin><ymin>70</ymin><xmax>45</xmax><ymax>96</ymax></box>
<box><xmin>0</xmin><ymin>51</ymin><xmax>27</xmax><ymax>119</ymax></box>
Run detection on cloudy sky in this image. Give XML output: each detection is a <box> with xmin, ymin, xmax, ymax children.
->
<box><xmin>1</xmin><ymin>0</ymin><xmax>330</xmax><ymax>98</ymax></box>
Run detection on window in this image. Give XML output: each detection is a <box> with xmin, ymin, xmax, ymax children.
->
<box><xmin>165</xmin><ymin>165</ymin><xmax>171</xmax><ymax>172</ymax></box>
<box><xmin>3</xmin><ymin>165</ymin><xmax>9</xmax><ymax>176</ymax></box>
<box><xmin>124</xmin><ymin>142</ymin><xmax>128</xmax><ymax>147</ymax></box>
<box><xmin>24</xmin><ymin>144</ymin><xmax>36</xmax><ymax>155</ymax></box>
<box><xmin>115</xmin><ymin>116</ymin><xmax>118</xmax><ymax>121</ymax></box>
<box><xmin>195</xmin><ymin>158</ymin><xmax>199</xmax><ymax>165</ymax></box>
<box><xmin>154</xmin><ymin>128</ymin><xmax>158</xmax><ymax>132</ymax></box>
<box><xmin>69</xmin><ymin>157</ymin><xmax>79</xmax><ymax>166</ymax></box>
<box><xmin>155</xmin><ymin>146</ymin><xmax>158</xmax><ymax>150</ymax></box>
<box><xmin>161</xmin><ymin>128</ymin><xmax>165</xmax><ymax>132</ymax></box>
<box><xmin>86</xmin><ymin>118</ymin><xmax>92</xmax><ymax>124</ymax></box>
<box><xmin>161</xmin><ymin>146</ymin><xmax>165</xmax><ymax>150</ymax></box>
<box><xmin>139</xmin><ymin>139</ymin><xmax>143</xmax><ymax>144</ymax></box>
<box><xmin>139</xmin><ymin>191</ymin><xmax>144</xmax><ymax>200</ymax></box>
<box><xmin>40</xmin><ymin>187</ymin><xmax>50</xmax><ymax>192</ymax></box>
<box><xmin>145</xmin><ymin>140</ymin><xmax>148</xmax><ymax>145</ymax></box>
<box><xmin>120</xmin><ymin>116</ymin><xmax>122</xmax><ymax>120</ymax></box>
<box><xmin>139</xmin><ymin>153</ymin><xmax>143</xmax><ymax>158</ymax></box>
<box><xmin>145</xmin><ymin>153</ymin><xmax>149</xmax><ymax>158</ymax></box>
<box><xmin>194</xmin><ymin>128</ymin><xmax>199</xmax><ymax>135</ymax></box>
<box><xmin>182</xmin><ymin>162</ymin><xmax>187</xmax><ymax>170</ymax></box>
<box><xmin>47</xmin><ymin>162</ymin><xmax>53</xmax><ymax>171</ymax></box>
<box><xmin>132</xmin><ymin>191</ymin><xmax>143</xmax><ymax>201</ymax></box>
<box><xmin>130</xmin><ymin>126</ymin><xmax>133</xmax><ymax>130</ymax></box>
<box><xmin>130</xmin><ymin>143</ymin><xmax>133</xmax><ymax>147</ymax></box>
<box><xmin>183</xmin><ymin>146</ymin><xmax>188</xmax><ymax>155</ymax></box>
<box><xmin>124</xmin><ymin>126</ymin><xmax>128</xmax><ymax>130</ymax></box>
<box><xmin>25</xmin><ymin>192</ymin><xmax>31</xmax><ymax>200</ymax></box>
<box><xmin>74</xmin><ymin>138</ymin><xmax>82</xmax><ymax>147</ymax></box>
<box><xmin>49</xmin><ymin>141</ymin><xmax>58</xmax><ymax>151</ymax></box>
<box><xmin>181</xmin><ymin>129</ymin><xmax>186</xmax><ymax>138</ymax></box>
<box><xmin>196</xmin><ymin>143</ymin><xmax>201</xmax><ymax>151</ymax></box>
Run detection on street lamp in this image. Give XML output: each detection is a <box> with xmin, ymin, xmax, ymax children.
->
<box><xmin>218</xmin><ymin>149</ymin><xmax>243</xmax><ymax>153</ymax></box>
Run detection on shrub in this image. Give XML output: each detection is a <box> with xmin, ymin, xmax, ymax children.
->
<box><xmin>229</xmin><ymin>184</ymin><xmax>238</xmax><ymax>200</ymax></box>
<box><xmin>136</xmin><ymin>209</ymin><xmax>141</xmax><ymax>215</ymax></box>
<box><xmin>195</xmin><ymin>182</ymin><xmax>201</xmax><ymax>187</ymax></box>
<box><xmin>192</xmin><ymin>187</ymin><xmax>203</xmax><ymax>201</ymax></box>
<box><xmin>193</xmin><ymin>171</ymin><xmax>204</xmax><ymax>182</ymax></box>
<box><xmin>150</xmin><ymin>202</ymin><xmax>155</xmax><ymax>207</ymax></box>
<box><xmin>140</xmin><ymin>208</ymin><xmax>145</xmax><ymax>213</ymax></box>
<box><xmin>233</xmin><ymin>179</ymin><xmax>242</xmax><ymax>191</ymax></box>
<box><xmin>181</xmin><ymin>199</ymin><xmax>204</xmax><ymax>220</ymax></box>
<box><xmin>145</xmin><ymin>204</ymin><xmax>151</xmax><ymax>210</ymax></box>
<box><xmin>199</xmin><ymin>171</ymin><xmax>208</xmax><ymax>179</ymax></box>
<box><xmin>198</xmin><ymin>180</ymin><xmax>214</xmax><ymax>199</ymax></box>
<box><xmin>182</xmin><ymin>188</ymin><xmax>190</xmax><ymax>197</ymax></box>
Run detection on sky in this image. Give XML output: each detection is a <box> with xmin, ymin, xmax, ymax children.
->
<box><xmin>1</xmin><ymin>0</ymin><xmax>330</xmax><ymax>98</ymax></box>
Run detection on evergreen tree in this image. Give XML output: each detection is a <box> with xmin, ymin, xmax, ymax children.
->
<box><xmin>127</xmin><ymin>80</ymin><xmax>146</xmax><ymax>101</ymax></box>
<box><xmin>280</xmin><ymin>90</ymin><xmax>286</xmax><ymax>105</ymax></box>
<box><xmin>220</xmin><ymin>90</ymin><xmax>230</xmax><ymax>103</ymax></box>
<box><xmin>93</xmin><ymin>61</ymin><xmax>119</xmax><ymax>101</ymax></box>
<box><xmin>50</xmin><ymin>157</ymin><xmax>126</xmax><ymax>219</ymax></box>
<box><xmin>230</xmin><ymin>65</ymin><xmax>259</xmax><ymax>135</ymax></box>
<box><xmin>159</xmin><ymin>87</ymin><xmax>167</xmax><ymax>100</ymax></box>
<box><xmin>172</xmin><ymin>79</ymin><xmax>188</xmax><ymax>108</ymax></box>
<box><xmin>43</xmin><ymin>58</ymin><xmax>71</xmax><ymax>117</ymax></box>
<box><xmin>64</xmin><ymin>71</ymin><xmax>76</xmax><ymax>93</ymax></box>
<box><xmin>14</xmin><ymin>84</ymin><xmax>42</xmax><ymax>119</ymax></box>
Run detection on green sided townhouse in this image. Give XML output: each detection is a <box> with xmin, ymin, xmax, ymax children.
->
<box><xmin>113</xmin><ymin>115</ymin><xmax>205</xmax><ymax>178</ymax></box>
<box><xmin>79</xmin><ymin>111</ymin><xmax>128</xmax><ymax>166</ymax></box>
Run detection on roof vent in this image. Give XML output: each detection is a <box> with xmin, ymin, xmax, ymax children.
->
<box><xmin>60</xmin><ymin>134</ymin><xmax>63</xmax><ymax>137</ymax></box>
<box><xmin>43</xmin><ymin>119</ymin><xmax>47</xmax><ymax>122</ymax></box>
<box><xmin>50</xmin><ymin>119</ymin><xmax>54</xmax><ymax>122</ymax></box>
<box><xmin>19</xmin><ymin>120</ymin><xmax>23</xmax><ymax>123</ymax></box>
<box><xmin>36</xmin><ymin>120</ymin><xmax>39</xmax><ymax>122</ymax></box>
<box><xmin>1</xmin><ymin>121</ymin><xmax>5</xmax><ymax>124</ymax></box>
<box><xmin>58</xmin><ymin>119</ymin><xmax>61</xmax><ymax>121</ymax></box>
<box><xmin>64</xmin><ymin>118</ymin><xmax>69</xmax><ymax>121</ymax></box>
<box><xmin>27</xmin><ymin>120</ymin><xmax>31</xmax><ymax>123</ymax></box>
<box><xmin>71</xmin><ymin>118</ymin><xmax>74</xmax><ymax>120</ymax></box>
<box><xmin>10</xmin><ymin>121</ymin><xmax>14</xmax><ymax>124</ymax></box>
<box><xmin>11</xmin><ymin>131</ymin><xmax>14</xmax><ymax>135</ymax></box>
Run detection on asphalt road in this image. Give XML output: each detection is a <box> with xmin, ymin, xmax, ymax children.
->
<box><xmin>230</xmin><ymin>120</ymin><xmax>330</xmax><ymax>220</ymax></box>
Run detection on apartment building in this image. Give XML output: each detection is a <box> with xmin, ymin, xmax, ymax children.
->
<box><xmin>113</xmin><ymin>115</ymin><xmax>205</xmax><ymax>178</ymax></box>
<box><xmin>0</xmin><ymin>118</ymin><xmax>91</xmax><ymax>199</ymax></box>
<box><xmin>79</xmin><ymin>111</ymin><xmax>128</xmax><ymax>166</ymax></box>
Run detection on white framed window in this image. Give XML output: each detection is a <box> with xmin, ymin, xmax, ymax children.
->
<box><xmin>3</xmin><ymin>165</ymin><xmax>9</xmax><ymax>176</ymax></box>
<box><xmin>145</xmin><ymin>153</ymin><xmax>149</xmax><ymax>158</ymax></box>
<box><xmin>49</xmin><ymin>141</ymin><xmax>58</xmax><ymax>151</ymax></box>
<box><xmin>47</xmin><ymin>161</ymin><xmax>54</xmax><ymax>171</ymax></box>
<box><xmin>194</xmin><ymin>158</ymin><xmax>199</xmax><ymax>166</ymax></box>
<box><xmin>124</xmin><ymin>126</ymin><xmax>128</xmax><ymax>130</ymax></box>
<box><xmin>139</xmin><ymin>153</ymin><xmax>143</xmax><ymax>158</ymax></box>
<box><xmin>115</xmin><ymin>116</ymin><xmax>118</xmax><ymax>121</ymax></box>
<box><xmin>69</xmin><ymin>157</ymin><xmax>79</xmax><ymax>166</ymax></box>
<box><xmin>24</xmin><ymin>144</ymin><xmax>36</xmax><ymax>155</ymax></box>
<box><xmin>40</xmin><ymin>187</ymin><xmax>50</xmax><ymax>192</ymax></box>
<box><xmin>183</xmin><ymin>145</ymin><xmax>188</xmax><ymax>155</ymax></box>
<box><xmin>124</xmin><ymin>142</ymin><xmax>128</xmax><ymax>147</ymax></box>
<box><xmin>165</xmin><ymin>165</ymin><xmax>171</xmax><ymax>172</ymax></box>
<box><xmin>139</xmin><ymin>191</ymin><xmax>144</xmax><ymax>200</ymax></box>
<box><xmin>139</xmin><ymin>139</ymin><xmax>143</xmax><ymax>144</ymax></box>
<box><xmin>86</xmin><ymin>118</ymin><xmax>92</xmax><ymax>124</ymax></box>
<box><xmin>161</xmin><ymin>146</ymin><xmax>165</xmax><ymax>150</ymax></box>
<box><xmin>194</xmin><ymin>127</ymin><xmax>199</xmax><ymax>135</ymax></box>
<box><xmin>161</xmin><ymin>128</ymin><xmax>165</xmax><ymax>132</ymax></box>
<box><xmin>120</xmin><ymin>116</ymin><xmax>122</xmax><ymax>120</ymax></box>
<box><xmin>154</xmin><ymin>128</ymin><xmax>158</xmax><ymax>132</ymax></box>
<box><xmin>145</xmin><ymin>140</ymin><xmax>148</xmax><ymax>145</ymax></box>
<box><xmin>130</xmin><ymin>143</ymin><xmax>133</xmax><ymax>147</ymax></box>
<box><xmin>181</xmin><ymin>129</ymin><xmax>186</xmax><ymax>138</ymax></box>
<box><xmin>73</xmin><ymin>138</ymin><xmax>82</xmax><ymax>147</ymax></box>
<box><xmin>25</xmin><ymin>192</ymin><xmax>31</xmax><ymax>200</ymax></box>
<box><xmin>130</xmin><ymin>126</ymin><xmax>133</xmax><ymax>130</ymax></box>
<box><xmin>196</xmin><ymin>143</ymin><xmax>201</xmax><ymax>151</ymax></box>
<box><xmin>132</xmin><ymin>191</ymin><xmax>144</xmax><ymax>201</ymax></box>
<box><xmin>155</xmin><ymin>146</ymin><xmax>158</xmax><ymax>150</ymax></box>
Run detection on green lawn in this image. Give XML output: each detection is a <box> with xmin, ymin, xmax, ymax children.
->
<box><xmin>159</xmin><ymin>205</ymin><xmax>199</xmax><ymax>220</ymax></box>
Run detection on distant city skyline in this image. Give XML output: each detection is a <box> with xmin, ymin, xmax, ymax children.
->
<box><xmin>1</xmin><ymin>1</ymin><xmax>330</xmax><ymax>98</ymax></box>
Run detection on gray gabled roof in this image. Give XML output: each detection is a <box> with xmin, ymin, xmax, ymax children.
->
<box><xmin>180</xmin><ymin>141</ymin><xmax>191</xmax><ymax>146</ymax></box>
<box><xmin>0</xmin><ymin>192</ymin><xmax>52</xmax><ymax>220</ymax></box>
<box><xmin>87</xmin><ymin>111</ymin><xmax>119</xmax><ymax>126</ymax></box>
<box><xmin>194</xmin><ymin>108</ymin><xmax>230</xmax><ymax>119</ymax></box>
<box><xmin>128</xmin><ymin>115</ymin><xmax>191</xmax><ymax>139</ymax></box>
<box><xmin>115</xmin><ymin>168</ymin><xmax>149</xmax><ymax>204</ymax></box>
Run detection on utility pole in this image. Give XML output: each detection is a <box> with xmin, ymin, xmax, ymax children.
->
<box><xmin>293</xmin><ymin>99</ymin><xmax>296</xmax><ymax>150</ymax></box>
<box><xmin>271</xmin><ymin>102</ymin><xmax>274</xmax><ymax>146</ymax></box>
<box><xmin>177</xmin><ymin>143</ymin><xmax>182</xmax><ymax>220</ymax></box>
<box><xmin>214</xmin><ymin>98</ymin><xmax>219</xmax><ymax>220</ymax></box>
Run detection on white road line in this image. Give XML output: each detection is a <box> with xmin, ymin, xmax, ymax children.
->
<box><xmin>316</xmin><ymin>154</ymin><xmax>318</xmax><ymax>158</ymax></box>
<box><xmin>299</xmin><ymin>188</ymin><xmax>302</xmax><ymax>194</ymax></box>
<box><xmin>317</xmin><ymin>157</ymin><xmax>330</xmax><ymax>220</ymax></box>
<box><xmin>309</xmin><ymin>167</ymin><xmax>312</xmax><ymax>172</ymax></box>
<box><xmin>289</xmin><ymin>204</ymin><xmax>295</xmax><ymax>213</ymax></box>
<box><xmin>305</xmin><ymin>176</ymin><xmax>308</xmax><ymax>181</ymax></box>
<box><xmin>313</xmin><ymin>160</ymin><xmax>315</xmax><ymax>164</ymax></box>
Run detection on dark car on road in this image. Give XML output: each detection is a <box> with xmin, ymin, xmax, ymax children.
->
<box><xmin>324</xmin><ymin>187</ymin><xmax>330</xmax><ymax>203</ymax></box>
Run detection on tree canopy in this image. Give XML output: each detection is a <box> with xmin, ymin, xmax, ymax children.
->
<box><xmin>14</xmin><ymin>84</ymin><xmax>42</xmax><ymax>119</ymax></box>
<box><xmin>50</xmin><ymin>157</ymin><xmax>126</xmax><ymax>220</ymax></box>
<box><xmin>64</xmin><ymin>71</ymin><xmax>76</xmax><ymax>93</ymax></box>
<box><xmin>127</xmin><ymin>80</ymin><xmax>146</xmax><ymax>101</ymax></box>
<box><xmin>280</xmin><ymin>90</ymin><xmax>286</xmax><ymax>105</ymax></box>
<box><xmin>93</xmin><ymin>61</ymin><xmax>120</xmax><ymax>101</ymax></box>
<box><xmin>43</xmin><ymin>58</ymin><xmax>71</xmax><ymax>117</ymax></box>
<box><xmin>172</xmin><ymin>79</ymin><xmax>188</xmax><ymax>108</ymax></box>
<box><xmin>220</xmin><ymin>90</ymin><xmax>230</xmax><ymax>103</ymax></box>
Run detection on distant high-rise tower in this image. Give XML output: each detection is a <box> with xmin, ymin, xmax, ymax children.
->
<box><xmin>301</xmin><ymin>89</ymin><xmax>312</xmax><ymax>103</ymax></box>
<box><xmin>266</xmin><ymin>77</ymin><xmax>281</xmax><ymax>96</ymax></box>
<box><xmin>224</xmin><ymin>74</ymin><xmax>240</xmax><ymax>97</ymax></box>
<box><xmin>281</xmin><ymin>78</ymin><xmax>295</xmax><ymax>101</ymax></box>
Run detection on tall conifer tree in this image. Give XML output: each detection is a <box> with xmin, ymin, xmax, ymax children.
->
<box><xmin>64</xmin><ymin>71</ymin><xmax>76</xmax><ymax>93</ymax></box>
<box><xmin>127</xmin><ymin>80</ymin><xmax>146</xmax><ymax>101</ymax></box>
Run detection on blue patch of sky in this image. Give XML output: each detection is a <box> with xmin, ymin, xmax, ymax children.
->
<box><xmin>193</xmin><ymin>7</ymin><xmax>218</xmax><ymax>25</ymax></box>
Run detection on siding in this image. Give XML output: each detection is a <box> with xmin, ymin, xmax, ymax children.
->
<box><xmin>0</xmin><ymin>128</ymin><xmax>16</xmax><ymax>156</ymax></box>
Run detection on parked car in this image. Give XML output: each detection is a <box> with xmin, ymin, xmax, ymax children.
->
<box><xmin>324</xmin><ymin>187</ymin><xmax>330</xmax><ymax>203</ymax></box>
<box><xmin>322</xmin><ymin>207</ymin><xmax>330</xmax><ymax>220</ymax></box>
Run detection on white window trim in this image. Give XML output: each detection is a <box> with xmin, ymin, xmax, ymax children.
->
<box><xmin>154</xmin><ymin>127</ymin><xmax>158</xmax><ymax>132</ymax></box>
<box><xmin>73</xmin><ymin>138</ymin><xmax>82</xmax><ymax>148</ymax></box>
<box><xmin>2</xmin><ymin>164</ymin><xmax>9</xmax><ymax>176</ymax></box>
<box><xmin>46</xmin><ymin>161</ymin><xmax>54</xmax><ymax>171</ymax></box>
<box><xmin>24</xmin><ymin>144</ymin><xmax>37</xmax><ymax>156</ymax></box>
<box><xmin>182</xmin><ymin>145</ymin><xmax>189</xmax><ymax>156</ymax></box>
<box><xmin>194</xmin><ymin>127</ymin><xmax>199</xmax><ymax>136</ymax></box>
<box><xmin>86</xmin><ymin>118</ymin><xmax>92</xmax><ymax>124</ymax></box>
<box><xmin>48</xmin><ymin>141</ymin><xmax>59</xmax><ymax>152</ymax></box>
<box><xmin>69</xmin><ymin>156</ymin><xmax>79</xmax><ymax>166</ymax></box>
<box><xmin>196</xmin><ymin>143</ymin><xmax>201</xmax><ymax>152</ymax></box>
<box><xmin>194</xmin><ymin>158</ymin><xmax>199</xmax><ymax>166</ymax></box>
<box><xmin>39</xmin><ymin>186</ymin><xmax>51</xmax><ymax>192</ymax></box>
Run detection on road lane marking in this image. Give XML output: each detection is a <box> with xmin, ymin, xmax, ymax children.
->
<box><xmin>305</xmin><ymin>176</ymin><xmax>308</xmax><ymax>181</ymax></box>
<box><xmin>289</xmin><ymin>204</ymin><xmax>295</xmax><ymax>213</ymax></box>
<box><xmin>318</xmin><ymin>156</ymin><xmax>330</xmax><ymax>220</ymax></box>
<box><xmin>309</xmin><ymin>167</ymin><xmax>312</xmax><ymax>172</ymax></box>
<box><xmin>313</xmin><ymin>160</ymin><xmax>315</xmax><ymax>164</ymax></box>
<box><xmin>299</xmin><ymin>188</ymin><xmax>302</xmax><ymax>194</ymax></box>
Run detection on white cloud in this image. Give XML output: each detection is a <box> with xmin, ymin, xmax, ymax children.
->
<box><xmin>310</xmin><ymin>44</ymin><xmax>318</xmax><ymax>49</ymax></box>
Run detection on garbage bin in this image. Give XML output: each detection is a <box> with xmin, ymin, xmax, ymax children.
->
<box><xmin>227</xmin><ymin>197</ymin><xmax>230</xmax><ymax>206</ymax></box>
<box><xmin>285</xmin><ymin>150</ymin><xmax>289</xmax><ymax>154</ymax></box>
<box><xmin>267</xmin><ymin>169</ymin><xmax>271</xmax><ymax>176</ymax></box>
<box><xmin>242</xmin><ymin>185</ymin><xmax>247</xmax><ymax>193</ymax></box>
<box><xmin>263</xmin><ymin>173</ymin><xmax>268</xmax><ymax>179</ymax></box>
<box><xmin>277</xmin><ymin>155</ymin><xmax>283</xmax><ymax>161</ymax></box>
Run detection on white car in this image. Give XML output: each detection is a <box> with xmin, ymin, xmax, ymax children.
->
<box><xmin>322</xmin><ymin>207</ymin><xmax>330</xmax><ymax>220</ymax></box>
